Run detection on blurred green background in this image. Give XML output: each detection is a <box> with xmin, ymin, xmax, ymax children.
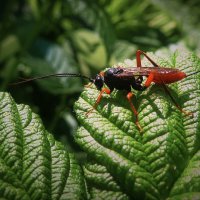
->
<box><xmin>1</xmin><ymin>0</ymin><xmax>200</xmax><ymax>151</ymax></box>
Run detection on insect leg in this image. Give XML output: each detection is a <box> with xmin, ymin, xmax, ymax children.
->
<box><xmin>86</xmin><ymin>88</ymin><xmax>111</xmax><ymax>116</ymax></box>
<box><xmin>139</xmin><ymin>50</ymin><xmax>192</xmax><ymax>115</ymax></box>
<box><xmin>162</xmin><ymin>84</ymin><xmax>193</xmax><ymax>116</ymax></box>
<box><xmin>144</xmin><ymin>72</ymin><xmax>154</xmax><ymax>87</ymax></box>
<box><xmin>136</xmin><ymin>50</ymin><xmax>159</xmax><ymax>68</ymax></box>
<box><xmin>126</xmin><ymin>92</ymin><xmax>142</xmax><ymax>132</ymax></box>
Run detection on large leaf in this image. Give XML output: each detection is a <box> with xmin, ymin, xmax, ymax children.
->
<box><xmin>0</xmin><ymin>92</ymin><xmax>87</xmax><ymax>199</ymax></box>
<box><xmin>74</xmin><ymin>44</ymin><xmax>200</xmax><ymax>199</ymax></box>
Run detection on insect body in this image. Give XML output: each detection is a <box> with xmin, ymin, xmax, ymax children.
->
<box><xmin>13</xmin><ymin>50</ymin><xmax>199</xmax><ymax>132</ymax></box>
<box><xmin>95</xmin><ymin>66</ymin><xmax>186</xmax><ymax>91</ymax></box>
<box><xmin>91</xmin><ymin>50</ymin><xmax>191</xmax><ymax>131</ymax></box>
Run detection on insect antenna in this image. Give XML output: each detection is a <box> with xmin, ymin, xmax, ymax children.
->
<box><xmin>10</xmin><ymin>73</ymin><xmax>94</xmax><ymax>85</ymax></box>
<box><xmin>187</xmin><ymin>70</ymin><xmax>200</xmax><ymax>77</ymax></box>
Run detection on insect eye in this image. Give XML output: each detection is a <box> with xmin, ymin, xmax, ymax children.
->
<box><xmin>94</xmin><ymin>75</ymin><xmax>104</xmax><ymax>90</ymax></box>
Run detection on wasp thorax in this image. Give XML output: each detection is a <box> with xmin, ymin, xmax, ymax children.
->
<box><xmin>105</xmin><ymin>68</ymin><xmax>115</xmax><ymax>76</ymax></box>
<box><xmin>105</xmin><ymin>68</ymin><xmax>124</xmax><ymax>77</ymax></box>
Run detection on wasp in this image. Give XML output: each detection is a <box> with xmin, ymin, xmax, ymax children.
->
<box><xmin>13</xmin><ymin>50</ymin><xmax>199</xmax><ymax>131</ymax></box>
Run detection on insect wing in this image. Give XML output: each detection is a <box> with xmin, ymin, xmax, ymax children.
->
<box><xmin>114</xmin><ymin>67</ymin><xmax>151</xmax><ymax>78</ymax></box>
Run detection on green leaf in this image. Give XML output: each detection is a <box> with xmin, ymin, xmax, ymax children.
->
<box><xmin>73</xmin><ymin>29</ymin><xmax>107</xmax><ymax>70</ymax></box>
<box><xmin>169</xmin><ymin>149</ymin><xmax>200</xmax><ymax>200</ymax></box>
<box><xmin>74</xmin><ymin>44</ymin><xmax>200</xmax><ymax>199</ymax></box>
<box><xmin>0</xmin><ymin>35</ymin><xmax>20</xmax><ymax>62</ymax></box>
<box><xmin>64</xmin><ymin>0</ymin><xmax>116</xmax><ymax>58</ymax></box>
<box><xmin>0</xmin><ymin>92</ymin><xmax>87</xmax><ymax>199</ymax></box>
<box><xmin>83</xmin><ymin>162</ymin><xmax>129</xmax><ymax>199</ymax></box>
<box><xmin>150</xmin><ymin>0</ymin><xmax>200</xmax><ymax>55</ymax></box>
<box><xmin>109</xmin><ymin>40</ymin><xmax>137</xmax><ymax>65</ymax></box>
<box><xmin>21</xmin><ymin>38</ymin><xmax>82</xmax><ymax>94</ymax></box>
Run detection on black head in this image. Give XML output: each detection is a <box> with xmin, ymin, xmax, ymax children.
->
<box><xmin>94</xmin><ymin>74</ymin><xmax>104</xmax><ymax>90</ymax></box>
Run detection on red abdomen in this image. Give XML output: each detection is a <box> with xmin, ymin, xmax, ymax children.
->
<box><xmin>152</xmin><ymin>68</ymin><xmax>186</xmax><ymax>84</ymax></box>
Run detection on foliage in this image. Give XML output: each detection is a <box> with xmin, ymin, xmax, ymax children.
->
<box><xmin>0</xmin><ymin>0</ymin><xmax>183</xmax><ymax>140</ymax></box>
<box><xmin>1</xmin><ymin>0</ymin><xmax>200</xmax><ymax>199</ymax></box>
<box><xmin>75</xmin><ymin>46</ymin><xmax>200</xmax><ymax>199</ymax></box>
<box><xmin>1</xmin><ymin>44</ymin><xmax>200</xmax><ymax>199</ymax></box>
<box><xmin>0</xmin><ymin>92</ymin><xmax>87</xmax><ymax>199</ymax></box>
<box><xmin>150</xmin><ymin>0</ymin><xmax>200</xmax><ymax>55</ymax></box>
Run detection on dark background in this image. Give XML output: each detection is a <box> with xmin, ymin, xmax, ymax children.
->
<box><xmin>0</xmin><ymin>0</ymin><xmax>199</xmax><ymax>151</ymax></box>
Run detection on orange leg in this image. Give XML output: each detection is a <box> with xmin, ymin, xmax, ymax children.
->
<box><xmin>144</xmin><ymin>72</ymin><xmax>154</xmax><ymax>87</ymax></box>
<box><xmin>136</xmin><ymin>50</ymin><xmax>192</xmax><ymax>117</ymax></box>
<box><xmin>144</xmin><ymin>73</ymin><xmax>192</xmax><ymax>116</ymax></box>
<box><xmin>136</xmin><ymin>50</ymin><xmax>159</xmax><ymax>68</ymax></box>
<box><xmin>86</xmin><ymin>88</ymin><xmax>111</xmax><ymax>116</ymax></box>
<box><xmin>126</xmin><ymin>92</ymin><xmax>142</xmax><ymax>132</ymax></box>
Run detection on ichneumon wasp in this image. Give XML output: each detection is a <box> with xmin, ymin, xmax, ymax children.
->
<box><xmin>12</xmin><ymin>50</ymin><xmax>200</xmax><ymax>131</ymax></box>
